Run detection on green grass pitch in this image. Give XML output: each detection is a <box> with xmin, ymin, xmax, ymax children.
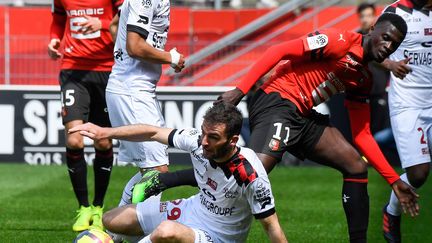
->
<box><xmin>0</xmin><ymin>163</ymin><xmax>430</xmax><ymax>242</ymax></box>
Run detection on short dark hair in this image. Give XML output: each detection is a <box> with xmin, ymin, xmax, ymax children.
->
<box><xmin>375</xmin><ymin>12</ymin><xmax>407</xmax><ymax>37</ymax></box>
<box><xmin>357</xmin><ymin>2</ymin><xmax>376</xmax><ymax>14</ymax></box>
<box><xmin>203</xmin><ymin>102</ymin><xmax>243</xmax><ymax>138</ymax></box>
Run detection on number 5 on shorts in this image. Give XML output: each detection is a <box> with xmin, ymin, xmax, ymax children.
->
<box><xmin>61</xmin><ymin>89</ymin><xmax>75</xmax><ymax>106</ymax></box>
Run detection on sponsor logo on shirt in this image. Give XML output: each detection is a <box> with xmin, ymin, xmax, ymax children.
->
<box><xmin>114</xmin><ymin>48</ymin><xmax>123</xmax><ymax>61</ymax></box>
<box><xmin>206</xmin><ymin>178</ymin><xmax>218</xmax><ymax>190</ymax></box>
<box><xmin>66</xmin><ymin>8</ymin><xmax>104</xmax><ymax>17</ymax></box>
<box><xmin>254</xmin><ymin>182</ymin><xmax>272</xmax><ymax>210</ymax></box>
<box><xmin>223</xmin><ymin>187</ymin><xmax>239</xmax><ymax>199</ymax></box>
<box><xmin>199</xmin><ymin>193</ymin><xmax>235</xmax><ymax>216</ymax></box>
<box><xmin>160</xmin><ymin>202</ymin><xmax>167</xmax><ymax>212</ymax></box>
<box><xmin>404</xmin><ymin>49</ymin><xmax>432</xmax><ymax>65</ymax></box>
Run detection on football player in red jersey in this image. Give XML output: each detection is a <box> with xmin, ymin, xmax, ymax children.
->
<box><xmin>130</xmin><ymin>13</ymin><xmax>420</xmax><ymax>243</ymax></box>
<box><xmin>48</xmin><ymin>0</ymin><xmax>122</xmax><ymax>232</ymax></box>
<box><xmin>217</xmin><ymin>13</ymin><xmax>418</xmax><ymax>243</ymax></box>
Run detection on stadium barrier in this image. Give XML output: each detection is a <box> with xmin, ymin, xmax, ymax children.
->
<box><xmin>0</xmin><ymin>85</ymin><xmax>250</xmax><ymax>165</ymax></box>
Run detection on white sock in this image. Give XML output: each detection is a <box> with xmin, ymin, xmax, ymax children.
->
<box><xmin>119</xmin><ymin>171</ymin><xmax>142</xmax><ymax>206</ymax></box>
<box><xmin>138</xmin><ymin>235</ymin><xmax>152</xmax><ymax>243</ymax></box>
<box><xmin>387</xmin><ymin>173</ymin><xmax>412</xmax><ymax>216</ymax></box>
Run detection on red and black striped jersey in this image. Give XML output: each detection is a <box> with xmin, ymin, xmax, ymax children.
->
<box><xmin>260</xmin><ymin>29</ymin><xmax>372</xmax><ymax>115</ymax></box>
<box><xmin>50</xmin><ymin>0</ymin><xmax>123</xmax><ymax>71</ymax></box>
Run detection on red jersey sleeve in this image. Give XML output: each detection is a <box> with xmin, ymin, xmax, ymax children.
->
<box><xmin>345</xmin><ymin>100</ymin><xmax>400</xmax><ymax>185</ymax></box>
<box><xmin>236</xmin><ymin>38</ymin><xmax>307</xmax><ymax>94</ymax></box>
<box><xmin>50</xmin><ymin>0</ymin><xmax>67</xmax><ymax>40</ymax></box>
<box><xmin>301</xmin><ymin>29</ymin><xmax>352</xmax><ymax>61</ymax></box>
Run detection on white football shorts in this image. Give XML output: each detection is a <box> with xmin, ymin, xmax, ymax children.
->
<box><xmin>106</xmin><ymin>91</ymin><xmax>169</xmax><ymax>168</ymax></box>
<box><xmin>390</xmin><ymin>108</ymin><xmax>432</xmax><ymax>168</ymax></box>
<box><xmin>136</xmin><ymin>195</ymin><xmax>218</xmax><ymax>243</ymax></box>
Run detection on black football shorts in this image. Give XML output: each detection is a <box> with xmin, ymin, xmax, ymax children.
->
<box><xmin>59</xmin><ymin>70</ymin><xmax>111</xmax><ymax>127</ymax></box>
<box><xmin>248</xmin><ymin>89</ymin><xmax>329</xmax><ymax>161</ymax></box>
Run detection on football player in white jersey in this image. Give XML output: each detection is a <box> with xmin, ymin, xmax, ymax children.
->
<box><xmin>70</xmin><ymin>103</ymin><xmax>287</xmax><ymax>243</ymax></box>
<box><xmin>106</xmin><ymin>0</ymin><xmax>186</xmax><ymax>207</ymax></box>
<box><xmin>380</xmin><ymin>0</ymin><xmax>432</xmax><ymax>242</ymax></box>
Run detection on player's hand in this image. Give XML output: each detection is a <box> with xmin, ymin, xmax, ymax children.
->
<box><xmin>214</xmin><ymin>87</ymin><xmax>245</xmax><ymax>106</ymax></box>
<box><xmin>68</xmin><ymin>122</ymin><xmax>109</xmax><ymax>141</ymax></box>
<box><xmin>388</xmin><ymin>57</ymin><xmax>412</xmax><ymax>79</ymax></box>
<box><xmin>391</xmin><ymin>179</ymin><xmax>419</xmax><ymax>217</ymax></box>
<box><xmin>47</xmin><ymin>38</ymin><xmax>61</xmax><ymax>60</ymax></box>
<box><xmin>77</xmin><ymin>15</ymin><xmax>102</xmax><ymax>35</ymax></box>
<box><xmin>170</xmin><ymin>48</ymin><xmax>185</xmax><ymax>73</ymax></box>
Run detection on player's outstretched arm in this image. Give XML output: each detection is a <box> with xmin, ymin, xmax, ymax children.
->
<box><xmin>260</xmin><ymin>213</ymin><xmax>288</xmax><ymax>243</ymax></box>
<box><xmin>346</xmin><ymin>100</ymin><xmax>419</xmax><ymax>216</ymax></box>
<box><xmin>217</xmin><ymin>39</ymin><xmax>306</xmax><ymax>105</ymax></box>
<box><xmin>69</xmin><ymin>122</ymin><xmax>173</xmax><ymax>145</ymax></box>
<box><xmin>235</xmin><ymin>39</ymin><xmax>306</xmax><ymax>94</ymax></box>
<box><xmin>126</xmin><ymin>32</ymin><xmax>185</xmax><ymax>72</ymax></box>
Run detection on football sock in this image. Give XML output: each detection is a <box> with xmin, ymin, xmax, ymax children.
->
<box><xmin>159</xmin><ymin>168</ymin><xmax>198</xmax><ymax>188</ymax></box>
<box><xmin>387</xmin><ymin>173</ymin><xmax>412</xmax><ymax>216</ymax></box>
<box><xmin>93</xmin><ymin>147</ymin><xmax>113</xmax><ymax>207</ymax></box>
<box><xmin>119</xmin><ymin>172</ymin><xmax>143</xmax><ymax>206</ymax></box>
<box><xmin>66</xmin><ymin>147</ymin><xmax>89</xmax><ymax>207</ymax></box>
<box><xmin>342</xmin><ymin>172</ymin><xmax>369</xmax><ymax>243</ymax></box>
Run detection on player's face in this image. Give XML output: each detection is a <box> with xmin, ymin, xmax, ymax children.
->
<box><xmin>358</xmin><ymin>8</ymin><xmax>375</xmax><ymax>33</ymax></box>
<box><xmin>369</xmin><ymin>22</ymin><xmax>404</xmax><ymax>63</ymax></box>
<box><xmin>200</xmin><ymin>121</ymin><xmax>236</xmax><ymax>161</ymax></box>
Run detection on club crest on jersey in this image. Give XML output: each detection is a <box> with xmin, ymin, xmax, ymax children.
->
<box><xmin>206</xmin><ymin>178</ymin><xmax>218</xmax><ymax>190</ymax></box>
<box><xmin>269</xmin><ymin>138</ymin><xmax>280</xmax><ymax>151</ymax></box>
<box><xmin>305</xmin><ymin>34</ymin><xmax>328</xmax><ymax>51</ymax></box>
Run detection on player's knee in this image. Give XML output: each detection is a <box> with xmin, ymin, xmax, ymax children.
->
<box><xmin>344</xmin><ymin>156</ymin><xmax>367</xmax><ymax>176</ymax></box>
<box><xmin>66</xmin><ymin>134</ymin><xmax>84</xmax><ymax>149</ymax></box>
<box><xmin>151</xmin><ymin>221</ymin><xmax>178</xmax><ymax>242</ymax></box>
<box><xmin>94</xmin><ymin>138</ymin><xmax>112</xmax><ymax>151</ymax></box>
<box><xmin>407</xmin><ymin>164</ymin><xmax>430</xmax><ymax>188</ymax></box>
<box><xmin>102</xmin><ymin>212</ymin><xmax>115</xmax><ymax>231</ymax></box>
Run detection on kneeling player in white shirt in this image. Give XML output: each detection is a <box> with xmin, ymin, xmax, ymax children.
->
<box><xmin>70</xmin><ymin>103</ymin><xmax>287</xmax><ymax>243</ymax></box>
<box><xmin>380</xmin><ymin>0</ymin><xmax>432</xmax><ymax>242</ymax></box>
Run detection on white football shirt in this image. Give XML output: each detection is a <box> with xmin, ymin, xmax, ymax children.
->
<box><xmin>168</xmin><ymin>128</ymin><xmax>276</xmax><ymax>243</ymax></box>
<box><xmin>384</xmin><ymin>1</ymin><xmax>432</xmax><ymax>113</ymax></box>
<box><xmin>107</xmin><ymin>0</ymin><xmax>170</xmax><ymax>95</ymax></box>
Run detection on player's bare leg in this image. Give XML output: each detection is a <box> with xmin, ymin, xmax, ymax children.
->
<box><xmin>103</xmin><ymin>204</ymin><xmax>143</xmax><ymax>235</ymax></box>
<box><xmin>144</xmin><ymin>221</ymin><xmax>196</xmax><ymax>243</ymax></box>
<box><xmin>308</xmin><ymin>126</ymin><xmax>369</xmax><ymax>243</ymax></box>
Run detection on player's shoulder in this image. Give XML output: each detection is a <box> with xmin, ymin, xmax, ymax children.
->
<box><xmin>238</xmin><ymin>147</ymin><xmax>267</xmax><ymax>176</ymax></box>
<box><xmin>384</xmin><ymin>0</ymin><xmax>421</xmax><ymax>15</ymax></box>
<box><xmin>168</xmin><ymin>128</ymin><xmax>201</xmax><ymax>150</ymax></box>
<box><xmin>304</xmin><ymin>28</ymin><xmax>361</xmax><ymax>57</ymax></box>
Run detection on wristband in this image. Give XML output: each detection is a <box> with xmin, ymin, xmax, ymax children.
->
<box><xmin>169</xmin><ymin>48</ymin><xmax>180</xmax><ymax>68</ymax></box>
